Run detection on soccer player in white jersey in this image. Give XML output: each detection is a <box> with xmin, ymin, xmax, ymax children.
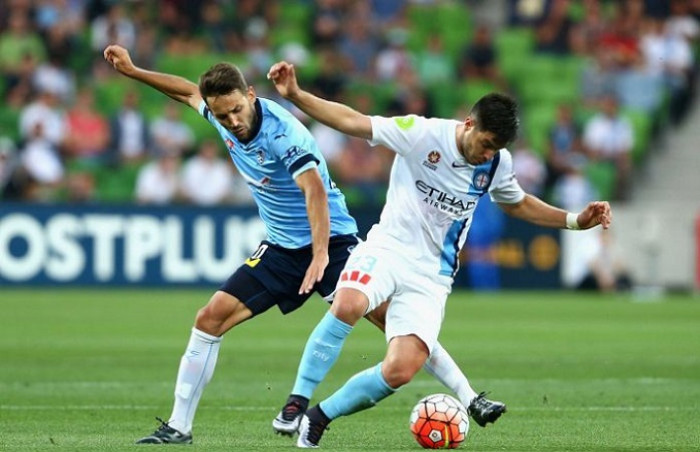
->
<box><xmin>103</xmin><ymin>45</ymin><xmax>495</xmax><ymax>445</ymax></box>
<box><xmin>268</xmin><ymin>61</ymin><xmax>612</xmax><ymax>448</ymax></box>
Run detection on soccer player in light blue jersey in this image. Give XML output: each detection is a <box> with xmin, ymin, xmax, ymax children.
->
<box><xmin>103</xmin><ymin>45</ymin><xmax>481</xmax><ymax>445</ymax></box>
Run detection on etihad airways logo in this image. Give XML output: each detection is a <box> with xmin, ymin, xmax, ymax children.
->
<box><xmin>415</xmin><ymin>180</ymin><xmax>476</xmax><ymax>214</ymax></box>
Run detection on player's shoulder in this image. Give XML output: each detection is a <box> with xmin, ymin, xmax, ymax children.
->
<box><xmin>494</xmin><ymin>147</ymin><xmax>514</xmax><ymax>169</ymax></box>
<box><xmin>259</xmin><ymin>98</ymin><xmax>303</xmax><ymax>135</ymax></box>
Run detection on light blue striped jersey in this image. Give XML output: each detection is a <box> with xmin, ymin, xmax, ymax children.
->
<box><xmin>198</xmin><ymin>97</ymin><xmax>357</xmax><ymax>249</ymax></box>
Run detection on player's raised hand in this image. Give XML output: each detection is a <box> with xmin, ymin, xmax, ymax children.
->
<box><xmin>299</xmin><ymin>253</ymin><xmax>329</xmax><ymax>295</ymax></box>
<box><xmin>103</xmin><ymin>45</ymin><xmax>136</xmax><ymax>76</ymax></box>
<box><xmin>267</xmin><ymin>61</ymin><xmax>300</xmax><ymax>100</ymax></box>
<box><xmin>576</xmin><ymin>201</ymin><xmax>612</xmax><ymax>230</ymax></box>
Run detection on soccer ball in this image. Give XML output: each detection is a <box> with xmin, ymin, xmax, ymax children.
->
<box><xmin>409</xmin><ymin>393</ymin><xmax>469</xmax><ymax>449</ymax></box>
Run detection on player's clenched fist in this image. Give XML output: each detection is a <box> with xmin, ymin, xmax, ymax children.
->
<box><xmin>267</xmin><ymin>61</ymin><xmax>300</xmax><ymax>100</ymax></box>
<box><xmin>103</xmin><ymin>45</ymin><xmax>136</xmax><ymax>76</ymax></box>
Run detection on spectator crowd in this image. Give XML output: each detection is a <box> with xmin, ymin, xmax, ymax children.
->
<box><xmin>0</xmin><ymin>0</ymin><xmax>698</xmax><ymax>208</ymax></box>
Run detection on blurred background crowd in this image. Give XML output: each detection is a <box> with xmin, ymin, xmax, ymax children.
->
<box><xmin>0</xmin><ymin>0</ymin><xmax>698</xmax><ymax>210</ymax></box>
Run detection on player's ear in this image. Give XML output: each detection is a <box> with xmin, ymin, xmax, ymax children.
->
<box><xmin>464</xmin><ymin>116</ymin><xmax>475</xmax><ymax>131</ymax></box>
<box><xmin>247</xmin><ymin>85</ymin><xmax>256</xmax><ymax>101</ymax></box>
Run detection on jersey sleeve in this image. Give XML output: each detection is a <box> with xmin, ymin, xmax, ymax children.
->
<box><xmin>368</xmin><ymin>115</ymin><xmax>427</xmax><ymax>156</ymax></box>
<box><xmin>198</xmin><ymin>100</ymin><xmax>217</xmax><ymax>127</ymax></box>
<box><xmin>488</xmin><ymin>149</ymin><xmax>526</xmax><ymax>204</ymax></box>
<box><xmin>268</xmin><ymin>122</ymin><xmax>319</xmax><ymax>179</ymax></box>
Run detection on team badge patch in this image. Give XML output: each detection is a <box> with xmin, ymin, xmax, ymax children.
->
<box><xmin>256</xmin><ymin>149</ymin><xmax>265</xmax><ymax>165</ymax></box>
<box><xmin>422</xmin><ymin>150</ymin><xmax>441</xmax><ymax>171</ymax></box>
<box><xmin>473</xmin><ymin>169</ymin><xmax>491</xmax><ymax>190</ymax></box>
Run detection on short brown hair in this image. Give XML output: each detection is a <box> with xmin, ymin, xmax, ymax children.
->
<box><xmin>199</xmin><ymin>63</ymin><xmax>248</xmax><ymax>99</ymax></box>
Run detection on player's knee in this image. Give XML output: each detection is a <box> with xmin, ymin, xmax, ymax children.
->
<box><xmin>330</xmin><ymin>289</ymin><xmax>368</xmax><ymax>325</ymax></box>
<box><xmin>194</xmin><ymin>294</ymin><xmax>231</xmax><ymax>335</ymax></box>
<box><xmin>194</xmin><ymin>305</ymin><xmax>223</xmax><ymax>335</ymax></box>
<box><xmin>381</xmin><ymin>359</ymin><xmax>419</xmax><ymax>388</ymax></box>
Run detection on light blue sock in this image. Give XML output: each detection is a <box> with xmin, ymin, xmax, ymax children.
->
<box><xmin>291</xmin><ymin>311</ymin><xmax>353</xmax><ymax>398</ymax></box>
<box><xmin>319</xmin><ymin>362</ymin><xmax>396</xmax><ymax>420</ymax></box>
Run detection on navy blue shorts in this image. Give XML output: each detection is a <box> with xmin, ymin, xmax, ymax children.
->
<box><xmin>218</xmin><ymin>234</ymin><xmax>359</xmax><ymax>316</ymax></box>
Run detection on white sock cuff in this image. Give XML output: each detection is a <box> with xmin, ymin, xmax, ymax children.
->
<box><xmin>192</xmin><ymin>327</ymin><xmax>222</xmax><ymax>343</ymax></box>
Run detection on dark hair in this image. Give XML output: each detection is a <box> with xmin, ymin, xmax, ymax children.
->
<box><xmin>198</xmin><ymin>63</ymin><xmax>248</xmax><ymax>99</ymax></box>
<box><xmin>470</xmin><ymin>93</ymin><xmax>519</xmax><ymax>148</ymax></box>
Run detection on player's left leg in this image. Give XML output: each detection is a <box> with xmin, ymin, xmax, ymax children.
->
<box><xmin>297</xmin><ymin>334</ymin><xmax>429</xmax><ymax>448</ymax></box>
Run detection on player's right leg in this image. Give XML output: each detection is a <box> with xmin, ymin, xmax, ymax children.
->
<box><xmin>137</xmin><ymin>245</ymin><xmax>291</xmax><ymax>445</ymax></box>
<box><xmin>272</xmin><ymin>286</ymin><xmax>369</xmax><ymax>436</ymax></box>
<box><xmin>297</xmin><ymin>334</ymin><xmax>429</xmax><ymax>448</ymax></box>
<box><xmin>136</xmin><ymin>290</ymin><xmax>252</xmax><ymax>444</ymax></box>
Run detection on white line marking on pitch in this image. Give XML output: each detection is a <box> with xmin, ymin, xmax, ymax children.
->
<box><xmin>1</xmin><ymin>405</ymin><xmax>697</xmax><ymax>412</ymax></box>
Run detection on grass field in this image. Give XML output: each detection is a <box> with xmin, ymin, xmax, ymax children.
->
<box><xmin>1</xmin><ymin>289</ymin><xmax>699</xmax><ymax>451</ymax></box>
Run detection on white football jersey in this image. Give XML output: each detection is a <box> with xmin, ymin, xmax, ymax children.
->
<box><xmin>366</xmin><ymin>114</ymin><xmax>525</xmax><ymax>281</ymax></box>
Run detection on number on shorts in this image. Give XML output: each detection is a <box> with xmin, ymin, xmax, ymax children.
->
<box><xmin>245</xmin><ymin>244</ymin><xmax>268</xmax><ymax>267</ymax></box>
<box><xmin>347</xmin><ymin>254</ymin><xmax>377</xmax><ymax>273</ymax></box>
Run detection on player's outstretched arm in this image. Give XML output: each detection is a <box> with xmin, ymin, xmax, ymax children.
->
<box><xmin>103</xmin><ymin>45</ymin><xmax>202</xmax><ymax>110</ymax></box>
<box><xmin>295</xmin><ymin>168</ymin><xmax>330</xmax><ymax>294</ymax></box>
<box><xmin>267</xmin><ymin>61</ymin><xmax>372</xmax><ymax>140</ymax></box>
<box><xmin>499</xmin><ymin>194</ymin><xmax>612</xmax><ymax>230</ymax></box>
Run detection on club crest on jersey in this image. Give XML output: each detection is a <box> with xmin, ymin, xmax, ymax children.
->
<box><xmin>473</xmin><ymin>169</ymin><xmax>491</xmax><ymax>190</ymax></box>
<box><xmin>256</xmin><ymin>149</ymin><xmax>265</xmax><ymax>165</ymax></box>
<box><xmin>422</xmin><ymin>150</ymin><xmax>441</xmax><ymax>171</ymax></box>
<box><xmin>225</xmin><ymin>138</ymin><xmax>235</xmax><ymax>150</ymax></box>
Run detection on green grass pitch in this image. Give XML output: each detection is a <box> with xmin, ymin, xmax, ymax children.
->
<box><xmin>1</xmin><ymin>289</ymin><xmax>699</xmax><ymax>451</ymax></box>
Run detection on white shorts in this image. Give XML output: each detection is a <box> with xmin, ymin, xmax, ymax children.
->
<box><xmin>336</xmin><ymin>241</ymin><xmax>451</xmax><ymax>351</ymax></box>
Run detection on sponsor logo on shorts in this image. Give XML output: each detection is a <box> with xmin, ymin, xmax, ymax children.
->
<box><xmin>245</xmin><ymin>257</ymin><xmax>261</xmax><ymax>267</ymax></box>
<box><xmin>340</xmin><ymin>270</ymin><xmax>371</xmax><ymax>285</ymax></box>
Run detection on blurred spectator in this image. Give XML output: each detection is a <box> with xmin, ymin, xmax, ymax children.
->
<box><xmin>0</xmin><ymin>10</ymin><xmax>46</xmax><ymax>90</ymax></box>
<box><xmin>309</xmin><ymin>46</ymin><xmax>348</xmax><ymax>100</ymax></box>
<box><xmin>580</xmin><ymin>46</ymin><xmax>619</xmax><ymax>108</ymax></box>
<box><xmin>545</xmin><ymin>104</ymin><xmax>587</xmax><ymax>190</ymax></box>
<box><xmin>244</xmin><ymin>17</ymin><xmax>274</xmax><ymax>79</ymax></box>
<box><xmin>335</xmin><ymin>136</ymin><xmax>388</xmax><ymax>205</ymax></box>
<box><xmin>90</xmin><ymin>3</ymin><xmax>136</xmax><ymax>52</ymax></box>
<box><xmin>311</xmin><ymin>0</ymin><xmax>346</xmax><ymax>46</ymax></box>
<box><xmin>32</xmin><ymin>54</ymin><xmax>76</xmax><ymax>103</ymax></box>
<box><xmin>511</xmin><ymin>140</ymin><xmax>546</xmax><ymax>197</ymax></box>
<box><xmin>108</xmin><ymin>89</ymin><xmax>150</xmax><ymax>166</ymax></box>
<box><xmin>0</xmin><ymin>137</ymin><xmax>19</xmax><ymax>195</ymax></box>
<box><xmin>63</xmin><ymin>171</ymin><xmax>96</xmax><ymax>203</ymax></box>
<box><xmin>534</xmin><ymin>0</ymin><xmax>574</xmax><ymax>55</ymax></box>
<box><xmin>135</xmin><ymin>151</ymin><xmax>181</xmax><ymax>204</ymax></box>
<box><xmin>19</xmin><ymin>122</ymin><xmax>65</xmax><ymax>200</ymax></box>
<box><xmin>35</xmin><ymin>0</ymin><xmax>85</xmax><ymax>36</ymax></box>
<box><xmin>64</xmin><ymin>87</ymin><xmax>110</xmax><ymax>165</ymax></box>
<box><xmin>19</xmin><ymin>89</ymin><xmax>66</xmax><ymax>147</ymax></box>
<box><xmin>577</xmin><ymin>231</ymin><xmax>633</xmax><ymax>292</ymax></box>
<box><xmin>569</xmin><ymin>0</ymin><xmax>608</xmax><ymax>56</ymax></box>
<box><xmin>179</xmin><ymin>139</ymin><xmax>233</xmax><ymax>206</ymax></box>
<box><xmin>375</xmin><ymin>28</ymin><xmax>413</xmax><ymax>82</ymax></box>
<box><xmin>310</xmin><ymin>121</ymin><xmax>347</xmax><ymax>176</ymax></box>
<box><xmin>598</xmin><ymin>2</ymin><xmax>643</xmax><ymax>70</ymax></box>
<box><xmin>667</xmin><ymin>0</ymin><xmax>700</xmax><ymax>44</ymax></box>
<box><xmin>583</xmin><ymin>95</ymin><xmax>633</xmax><ymax>200</ymax></box>
<box><xmin>415</xmin><ymin>34</ymin><xmax>454</xmax><ymax>86</ymax></box>
<box><xmin>150</xmin><ymin>102</ymin><xmax>195</xmax><ymax>156</ymax></box>
<box><xmin>338</xmin><ymin>14</ymin><xmax>379</xmax><ymax>78</ymax></box>
<box><xmin>459</xmin><ymin>25</ymin><xmax>505</xmax><ymax>90</ymax></box>
<box><xmin>551</xmin><ymin>158</ymin><xmax>597</xmax><ymax>212</ymax></box>
<box><xmin>199</xmin><ymin>0</ymin><xmax>232</xmax><ymax>53</ymax></box>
